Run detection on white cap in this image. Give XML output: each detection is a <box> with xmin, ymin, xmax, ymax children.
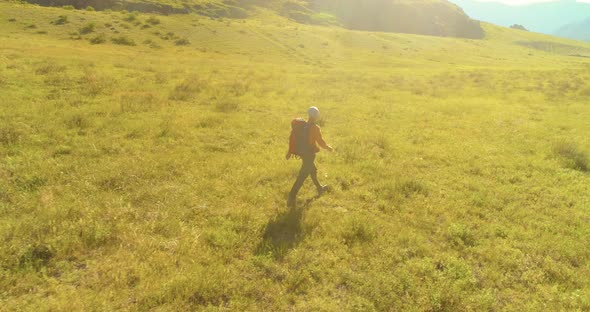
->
<box><xmin>308</xmin><ymin>106</ymin><xmax>320</xmax><ymax>119</ymax></box>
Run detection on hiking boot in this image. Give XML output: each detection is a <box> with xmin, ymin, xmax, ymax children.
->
<box><xmin>317</xmin><ymin>185</ymin><xmax>329</xmax><ymax>197</ymax></box>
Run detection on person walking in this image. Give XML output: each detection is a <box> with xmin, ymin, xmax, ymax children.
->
<box><xmin>286</xmin><ymin>106</ymin><xmax>333</xmax><ymax>208</ymax></box>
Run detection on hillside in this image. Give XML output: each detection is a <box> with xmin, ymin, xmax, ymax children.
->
<box><xmin>2</xmin><ymin>1</ymin><xmax>590</xmax><ymax>311</ymax></box>
<box><xmin>23</xmin><ymin>0</ymin><xmax>485</xmax><ymax>39</ymax></box>
<box><xmin>450</xmin><ymin>0</ymin><xmax>590</xmax><ymax>35</ymax></box>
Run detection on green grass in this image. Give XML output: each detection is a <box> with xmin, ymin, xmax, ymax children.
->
<box><xmin>1</xmin><ymin>1</ymin><xmax>590</xmax><ymax>311</ymax></box>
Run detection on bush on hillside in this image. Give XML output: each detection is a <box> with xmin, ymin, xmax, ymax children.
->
<box><xmin>146</xmin><ymin>16</ymin><xmax>160</xmax><ymax>25</ymax></box>
<box><xmin>169</xmin><ymin>76</ymin><xmax>207</xmax><ymax>101</ymax></box>
<box><xmin>510</xmin><ymin>24</ymin><xmax>528</xmax><ymax>31</ymax></box>
<box><xmin>215</xmin><ymin>97</ymin><xmax>240</xmax><ymax>112</ymax></box>
<box><xmin>51</xmin><ymin>15</ymin><xmax>69</xmax><ymax>25</ymax></box>
<box><xmin>89</xmin><ymin>34</ymin><xmax>106</xmax><ymax>44</ymax></box>
<box><xmin>79</xmin><ymin>22</ymin><xmax>95</xmax><ymax>34</ymax></box>
<box><xmin>124</xmin><ymin>13</ymin><xmax>138</xmax><ymax>22</ymax></box>
<box><xmin>35</xmin><ymin>63</ymin><xmax>66</xmax><ymax>75</ymax></box>
<box><xmin>111</xmin><ymin>36</ymin><xmax>136</xmax><ymax>46</ymax></box>
<box><xmin>175</xmin><ymin>38</ymin><xmax>190</xmax><ymax>46</ymax></box>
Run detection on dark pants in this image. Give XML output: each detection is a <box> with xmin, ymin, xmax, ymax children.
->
<box><xmin>289</xmin><ymin>153</ymin><xmax>321</xmax><ymax>200</ymax></box>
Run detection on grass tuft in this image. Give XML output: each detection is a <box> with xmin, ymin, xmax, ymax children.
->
<box><xmin>169</xmin><ymin>76</ymin><xmax>207</xmax><ymax>101</ymax></box>
<box><xmin>396</xmin><ymin>179</ymin><xmax>428</xmax><ymax>198</ymax></box>
<box><xmin>553</xmin><ymin>141</ymin><xmax>589</xmax><ymax>172</ymax></box>
<box><xmin>80</xmin><ymin>68</ymin><xmax>112</xmax><ymax>96</ymax></box>
<box><xmin>119</xmin><ymin>92</ymin><xmax>163</xmax><ymax>113</ymax></box>
<box><xmin>0</xmin><ymin>124</ymin><xmax>25</xmax><ymax>146</ymax></box>
<box><xmin>342</xmin><ymin>216</ymin><xmax>377</xmax><ymax>246</ymax></box>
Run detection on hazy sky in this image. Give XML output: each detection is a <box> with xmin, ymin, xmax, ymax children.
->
<box><xmin>478</xmin><ymin>0</ymin><xmax>590</xmax><ymax>5</ymax></box>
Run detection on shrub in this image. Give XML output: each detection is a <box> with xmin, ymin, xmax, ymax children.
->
<box><xmin>86</xmin><ymin>6</ymin><xmax>95</xmax><ymax>11</ymax></box>
<box><xmin>223</xmin><ymin>81</ymin><xmax>249</xmax><ymax>96</ymax></box>
<box><xmin>553</xmin><ymin>141</ymin><xmax>589</xmax><ymax>172</ymax></box>
<box><xmin>169</xmin><ymin>76</ymin><xmax>207</xmax><ymax>101</ymax></box>
<box><xmin>79</xmin><ymin>22</ymin><xmax>95</xmax><ymax>35</ymax></box>
<box><xmin>62</xmin><ymin>5</ymin><xmax>75</xmax><ymax>10</ymax></box>
<box><xmin>89</xmin><ymin>34</ymin><xmax>106</xmax><ymax>44</ymax></box>
<box><xmin>19</xmin><ymin>244</ymin><xmax>55</xmax><ymax>270</ymax></box>
<box><xmin>8</xmin><ymin>18</ymin><xmax>16</xmax><ymax>22</ymax></box>
<box><xmin>26</xmin><ymin>24</ymin><xmax>37</xmax><ymax>29</ymax></box>
<box><xmin>175</xmin><ymin>38</ymin><xmax>190</xmax><ymax>46</ymax></box>
<box><xmin>111</xmin><ymin>36</ymin><xmax>136</xmax><ymax>46</ymax></box>
<box><xmin>215</xmin><ymin>98</ymin><xmax>239</xmax><ymax>112</ymax></box>
<box><xmin>146</xmin><ymin>16</ymin><xmax>160</xmax><ymax>25</ymax></box>
<box><xmin>65</xmin><ymin>113</ymin><xmax>91</xmax><ymax>129</ymax></box>
<box><xmin>161</xmin><ymin>32</ymin><xmax>177</xmax><ymax>40</ymax></box>
<box><xmin>123</xmin><ymin>14</ymin><xmax>137</xmax><ymax>22</ymax></box>
<box><xmin>143</xmin><ymin>39</ymin><xmax>161</xmax><ymax>49</ymax></box>
<box><xmin>51</xmin><ymin>15</ymin><xmax>69</xmax><ymax>25</ymax></box>
<box><xmin>447</xmin><ymin>223</ymin><xmax>476</xmax><ymax>247</ymax></box>
<box><xmin>35</xmin><ymin>63</ymin><xmax>66</xmax><ymax>75</ymax></box>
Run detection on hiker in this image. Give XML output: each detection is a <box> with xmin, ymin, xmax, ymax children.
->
<box><xmin>286</xmin><ymin>106</ymin><xmax>333</xmax><ymax>208</ymax></box>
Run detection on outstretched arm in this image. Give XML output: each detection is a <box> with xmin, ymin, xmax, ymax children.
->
<box><xmin>316</xmin><ymin>127</ymin><xmax>333</xmax><ymax>152</ymax></box>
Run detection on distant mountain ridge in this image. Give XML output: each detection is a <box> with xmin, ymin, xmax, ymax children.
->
<box><xmin>449</xmin><ymin>0</ymin><xmax>590</xmax><ymax>35</ymax></box>
<box><xmin>556</xmin><ymin>18</ymin><xmax>590</xmax><ymax>42</ymax></box>
<box><xmin>23</xmin><ymin>0</ymin><xmax>485</xmax><ymax>39</ymax></box>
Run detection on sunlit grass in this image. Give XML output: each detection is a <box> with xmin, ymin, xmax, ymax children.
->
<box><xmin>1</xmin><ymin>2</ymin><xmax>590</xmax><ymax>311</ymax></box>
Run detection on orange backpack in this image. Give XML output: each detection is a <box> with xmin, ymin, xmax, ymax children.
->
<box><xmin>289</xmin><ymin>118</ymin><xmax>311</xmax><ymax>156</ymax></box>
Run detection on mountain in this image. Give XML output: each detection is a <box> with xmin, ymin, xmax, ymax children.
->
<box><xmin>449</xmin><ymin>0</ymin><xmax>590</xmax><ymax>34</ymax></box>
<box><xmin>302</xmin><ymin>0</ymin><xmax>485</xmax><ymax>39</ymax></box>
<box><xmin>23</xmin><ymin>0</ymin><xmax>485</xmax><ymax>39</ymax></box>
<box><xmin>556</xmin><ymin>18</ymin><xmax>590</xmax><ymax>41</ymax></box>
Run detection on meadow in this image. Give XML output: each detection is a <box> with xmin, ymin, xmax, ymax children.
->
<box><xmin>1</xmin><ymin>1</ymin><xmax>590</xmax><ymax>310</ymax></box>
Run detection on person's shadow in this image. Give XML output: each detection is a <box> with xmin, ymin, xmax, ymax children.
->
<box><xmin>256</xmin><ymin>198</ymin><xmax>317</xmax><ymax>259</ymax></box>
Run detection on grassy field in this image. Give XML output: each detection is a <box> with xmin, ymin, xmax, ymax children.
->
<box><xmin>1</xmin><ymin>1</ymin><xmax>590</xmax><ymax>311</ymax></box>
